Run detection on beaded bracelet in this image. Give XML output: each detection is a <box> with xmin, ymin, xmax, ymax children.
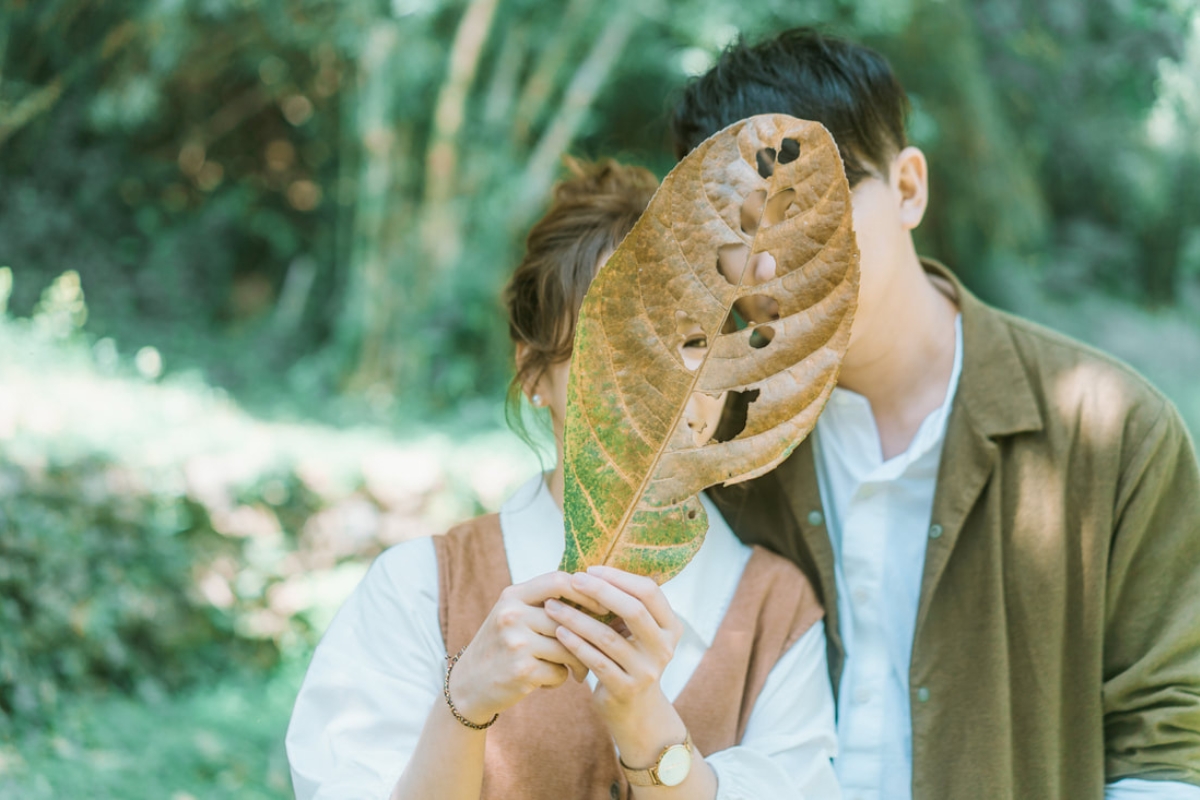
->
<box><xmin>443</xmin><ymin>645</ymin><xmax>499</xmax><ymax>730</ymax></box>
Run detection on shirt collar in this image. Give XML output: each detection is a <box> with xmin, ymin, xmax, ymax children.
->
<box><xmin>498</xmin><ymin>475</ymin><xmax>747</xmax><ymax>647</ymax></box>
<box><xmin>922</xmin><ymin>259</ymin><xmax>1043</xmax><ymax>438</ymax></box>
<box><xmin>817</xmin><ymin>314</ymin><xmax>963</xmax><ymax>477</ymax></box>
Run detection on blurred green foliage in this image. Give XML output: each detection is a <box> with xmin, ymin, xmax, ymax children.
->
<box><xmin>0</xmin><ymin>450</ymin><xmax>268</xmax><ymax>726</ymax></box>
<box><xmin>2</xmin><ymin>0</ymin><xmax>1197</xmax><ymax>414</ymax></box>
<box><xmin>0</xmin><ymin>274</ymin><xmax>535</xmax><ymax>737</ymax></box>
<box><xmin>0</xmin><ymin>661</ymin><xmax>300</xmax><ymax>798</ymax></box>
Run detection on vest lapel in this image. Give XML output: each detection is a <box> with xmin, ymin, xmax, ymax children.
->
<box><xmin>673</xmin><ymin>546</ymin><xmax>824</xmax><ymax>753</ymax></box>
<box><xmin>673</xmin><ymin>628</ymin><xmax>751</xmax><ymax>756</ymax></box>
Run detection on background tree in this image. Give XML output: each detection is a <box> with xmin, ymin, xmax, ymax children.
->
<box><xmin>1</xmin><ymin>0</ymin><xmax>1196</xmax><ymax>411</ymax></box>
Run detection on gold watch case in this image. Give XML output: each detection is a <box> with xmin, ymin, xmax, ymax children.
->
<box><xmin>621</xmin><ymin>731</ymin><xmax>694</xmax><ymax>788</ymax></box>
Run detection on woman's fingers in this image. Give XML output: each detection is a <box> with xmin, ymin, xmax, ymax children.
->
<box><xmin>504</xmin><ymin>571</ymin><xmax>574</xmax><ymax>604</ymax></box>
<box><xmin>526</xmin><ymin>658</ymin><xmax>570</xmax><ymax>689</ymax></box>
<box><xmin>586</xmin><ymin>565</ymin><xmax>680</xmax><ymax>635</ymax></box>
<box><xmin>554</xmin><ymin>587</ymin><xmax>610</xmax><ymax>618</ymax></box>
<box><xmin>545</xmin><ymin>598</ymin><xmax>638</xmax><ymax>672</ymax></box>
<box><xmin>505</xmin><ymin>572</ymin><xmax>609</xmax><ymax>617</ymax></box>
<box><xmin>524</xmin><ymin>607</ymin><xmax>564</xmax><ymax>638</ymax></box>
<box><xmin>554</xmin><ymin>622</ymin><xmax>625</xmax><ymax>688</ymax></box>
<box><xmin>566</xmin><ymin>571</ymin><xmax>666</xmax><ymax>646</ymax></box>
<box><xmin>525</xmin><ymin>623</ymin><xmax>589</xmax><ymax>682</ymax></box>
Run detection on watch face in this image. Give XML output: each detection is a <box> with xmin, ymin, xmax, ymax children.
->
<box><xmin>656</xmin><ymin>744</ymin><xmax>692</xmax><ymax>787</ymax></box>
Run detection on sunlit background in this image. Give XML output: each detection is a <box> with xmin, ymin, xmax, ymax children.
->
<box><xmin>1</xmin><ymin>0</ymin><xmax>1199</xmax><ymax>796</ymax></box>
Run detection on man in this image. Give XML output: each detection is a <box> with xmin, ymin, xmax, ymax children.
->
<box><xmin>674</xmin><ymin>27</ymin><xmax>1200</xmax><ymax>800</ymax></box>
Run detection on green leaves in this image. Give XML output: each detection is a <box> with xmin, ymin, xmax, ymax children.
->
<box><xmin>560</xmin><ymin>114</ymin><xmax>860</xmax><ymax>583</ymax></box>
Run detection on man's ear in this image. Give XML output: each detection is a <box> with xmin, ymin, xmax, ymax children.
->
<box><xmin>893</xmin><ymin>146</ymin><xmax>929</xmax><ymax>230</ymax></box>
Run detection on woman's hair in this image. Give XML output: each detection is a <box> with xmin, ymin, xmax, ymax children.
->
<box><xmin>503</xmin><ymin>157</ymin><xmax>659</xmax><ymax>444</ymax></box>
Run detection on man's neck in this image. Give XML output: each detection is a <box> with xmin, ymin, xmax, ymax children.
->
<box><xmin>837</xmin><ymin>255</ymin><xmax>960</xmax><ymax>461</ymax></box>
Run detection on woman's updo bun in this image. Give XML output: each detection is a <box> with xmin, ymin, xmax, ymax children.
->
<box><xmin>503</xmin><ymin>158</ymin><xmax>659</xmax><ymax>442</ymax></box>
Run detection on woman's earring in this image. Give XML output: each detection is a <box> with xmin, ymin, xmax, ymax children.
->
<box><xmin>531</xmin><ymin>393</ymin><xmax>543</xmax><ymax>407</ymax></box>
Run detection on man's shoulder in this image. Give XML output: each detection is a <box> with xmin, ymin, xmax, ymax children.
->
<box><xmin>979</xmin><ymin>303</ymin><xmax>1170</xmax><ymax>431</ymax></box>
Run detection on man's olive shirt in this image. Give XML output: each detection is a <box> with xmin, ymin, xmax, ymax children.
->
<box><xmin>709</xmin><ymin>264</ymin><xmax>1200</xmax><ymax>798</ymax></box>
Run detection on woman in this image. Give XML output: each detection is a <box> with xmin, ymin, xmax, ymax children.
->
<box><xmin>286</xmin><ymin>160</ymin><xmax>840</xmax><ymax>800</ymax></box>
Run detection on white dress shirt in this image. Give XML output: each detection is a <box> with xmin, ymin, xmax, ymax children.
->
<box><xmin>287</xmin><ymin>475</ymin><xmax>841</xmax><ymax>800</ymax></box>
<box><xmin>813</xmin><ymin>315</ymin><xmax>1200</xmax><ymax>800</ymax></box>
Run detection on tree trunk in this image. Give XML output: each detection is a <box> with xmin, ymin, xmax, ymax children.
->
<box><xmin>420</xmin><ymin>0</ymin><xmax>503</xmax><ymax>277</ymax></box>
<box><xmin>509</xmin><ymin>0</ymin><xmax>591</xmax><ymax>145</ymax></box>
<box><xmin>513</xmin><ymin>6</ymin><xmax>638</xmax><ymax>229</ymax></box>
<box><xmin>337</xmin><ymin>21</ymin><xmax>403</xmax><ymax>393</ymax></box>
<box><xmin>337</xmin><ymin>4</ymin><xmax>639</xmax><ymax>402</ymax></box>
<box><xmin>484</xmin><ymin>26</ymin><xmax>528</xmax><ymax>127</ymax></box>
<box><xmin>0</xmin><ymin>19</ymin><xmax>138</xmax><ymax>149</ymax></box>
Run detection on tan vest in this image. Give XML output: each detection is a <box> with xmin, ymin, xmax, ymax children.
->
<box><xmin>432</xmin><ymin>514</ymin><xmax>824</xmax><ymax>800</ymax></box>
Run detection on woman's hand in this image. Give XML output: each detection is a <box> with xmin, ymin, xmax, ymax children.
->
<box><xmin>544</xmin><ymin>566</ymin><xmax>689</xmax><ymax>766</ymax></box>
<box><xmin>449</xmin><ymin>572</ymin><xmax>606</xmax><ymax>725</ymax></box>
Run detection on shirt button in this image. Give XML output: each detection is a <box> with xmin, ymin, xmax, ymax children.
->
<box><xmin>928</xmin><ymin>523</ymin><xmax>944</xmax><ymax>539</ymax></box>
<box><xmin>807</xmin><ymin>509</ymin><xmax>824</xmax><ymax>527</ymax></box>
<box><xmin>917</xmin><ymin>686</ymin><xmax>931</xmax><ymax>703</ymax></box>
<box><xmin>854</xmin><ymin>688</ymin><xmax>871</xmax><ymax>704</ymax></box>
<box><xmin>853</xmin><ymin>589</ymin><xmax>869</xmax><ymax>605</ymax></box>
<box><xmin>610</xmin><ymin>781</ymin><xmax>621</xmax><ymax>799</ymax></box>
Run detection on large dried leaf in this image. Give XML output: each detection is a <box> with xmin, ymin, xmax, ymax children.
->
<box><xmin>559</xmin><ymin>114</ymin><xmax>859</xmax><ymax>583</ymax></box>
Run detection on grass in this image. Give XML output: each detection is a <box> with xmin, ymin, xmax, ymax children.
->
<box><xmin>0</xmin><ymin>661</ymin><xmax>306</xmax><ymax>799</ymax></box>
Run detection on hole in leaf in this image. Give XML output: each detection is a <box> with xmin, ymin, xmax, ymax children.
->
<box><xmin>717</xmin><ymin>243</ymin><xmax>750</xmax><ymax>285</ymax></box>
<box><xmin>749</xmin><ymin>252</ymin><xmax>778</xmax><ymax>285</ymax></box>
<box><xmin>755</xmin><ymin>148</ymin><xmax>776</xmax><ymax>179</ymax></box>
<box><xmin>778</xmin><ymin>137</ymin><xmax>800</xmax><ymax>164</ymax></box>
<box><xmin>712</xmin><ymin>388</ymin><xmax>761</xmax><ymax>443</ymax></box>
<box><xmin>763</xmin><ymin>189</ymin><xmax>796</xmax><ymax>228</ymax></box>
<box><xmin>684</xmin><ymin>391</ymin><xmax>726</xmax><ymax>446</ymax></box>
<box><xmin>687</xmin><ymin>509</ymin><xmax>698</xmax><ymax>520</ymax></box>
<box><xmin>719</xmin><ymin>247</ymin><xmax>778</xmax><ymax>291</ymax></box>
<box><xmin>735</xmin><ymin>293</ymin><xmax>780</xmax><ymax>324</ymax></box>
<box><xmin>749</xmin><ymin>324</ymin><xmax>776</xmax><ymax>349</ymax></box>
<box><xmin>676</xmin><ymin>310</ymin><xmax>709</xmax><ymax>371</ymax></box>
<box><xmin>740</xmin><ymin>190</ymin><xmax>766</xmax><ymax>235</ymax></box>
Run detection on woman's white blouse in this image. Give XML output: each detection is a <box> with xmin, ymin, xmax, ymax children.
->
<box><xmin>286</xmin><ymin>475</ymin><xmax>840</xmax><ymax>800</ymax></box>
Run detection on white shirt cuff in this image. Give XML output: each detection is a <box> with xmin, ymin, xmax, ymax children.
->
<box><xmin>1106</xmin><ymin>778</ymin><xmax>1200</xmax><ymax>799</ymax></box>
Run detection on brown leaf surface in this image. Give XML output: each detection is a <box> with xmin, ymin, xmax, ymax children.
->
<box><xmin>560</xmin><ymin>114</ymin><xmax>859</xmax><ymax>583</ymax></box>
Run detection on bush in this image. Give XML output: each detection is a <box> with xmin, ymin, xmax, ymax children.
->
<box><xmin>0</xmin><ymin>272</ymin><xmax>537</xmax><ymax>731</ymax></box>
<box><xmin>0</xmin><ymin>454</ymin><xmax>272</xmax><ymax>726</ymax></box>
<box><xmin>0</xmin><ymin>662</ymin><xmax>302</xmax><ymax>799</ymax></box>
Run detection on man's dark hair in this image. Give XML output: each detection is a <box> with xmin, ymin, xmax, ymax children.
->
<box><xmin>671</xmin><ymin>28</ymin><xmax>910</xmax><ymax>186</ymax></box>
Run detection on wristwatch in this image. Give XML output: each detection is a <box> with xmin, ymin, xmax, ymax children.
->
<box><xmin>620</xmin><ymin>731</ymin><xmax>694</xmax><ymax>788</ymax></box>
